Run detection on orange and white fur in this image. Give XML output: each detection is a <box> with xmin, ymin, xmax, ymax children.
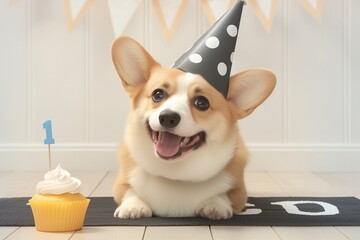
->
<box><xmin>112</xmin><ymin>37</ymin><xmax>276</xmax><ymax>219</ymax></box>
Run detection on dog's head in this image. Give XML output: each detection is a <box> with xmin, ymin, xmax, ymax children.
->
<box><xmin>112</xmin><ymin>37</ymin><xmax>275</xmax><ymax>180</ymax></box>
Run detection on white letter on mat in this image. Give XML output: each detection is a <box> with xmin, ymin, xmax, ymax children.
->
<box><xmin>271</xmin><ymin>201</ymin><xmax>339</xmax><ymax>216</ymax></box>
<box><xmin>239</xmin><ymin>203</ymin><xmax>262</xmax><ymax>215</ymax></box>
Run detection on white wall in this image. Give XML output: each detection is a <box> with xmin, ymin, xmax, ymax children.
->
<box><xmin>1</xmin><ymin>0</ymin><xmax>359</xmax><ymax>171</ymax></box>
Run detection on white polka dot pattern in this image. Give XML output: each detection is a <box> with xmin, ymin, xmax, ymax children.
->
<box><xmin>205</xmin><ymin>36</ymin><xmax>219</xmax><ymax>49</ymax></box>
<box><xmin>227</xmin><ymin>25</ymin><xmax>238</xmax><ymax>37</ymax></box>
<box><xmin>171</xmin><ymin>0</ymin><xmax>245</xmax><ymax>97</ymax></box>
<box><xmin>217</xmin><ymin>62</ymin><xmax>227</xmax><ymax>76</ymax></box>
<box><xmin>189</xmin><ymin>54</ymin><xmax>202</xmax><ymax>63</ymax></box>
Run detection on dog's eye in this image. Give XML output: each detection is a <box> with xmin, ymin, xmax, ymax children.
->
<box><xmin>152</xmin><ymin>89</ymin><xmax>166</xmax><ymax>102</ymax></box>
<box><xmin>193</xmin><ymin>96</ymin><xmax>209</xmax><ymax>111</ymax></box>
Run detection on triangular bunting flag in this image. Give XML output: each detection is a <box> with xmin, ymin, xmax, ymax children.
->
<box><xmin>108</xmin><ymin>0</ymin><xmax>142</xmax><ymax>37</ymax></box>
<box><xmin>200</xmin><ymin>0</ymin><xmax>236</xmax><ymax>24</ymax></box>
<box><xmin>299</xmin><ymin>0</ymin><xmax>322</xmax><ymax>22</ymax></box>
<box><xmin>248</xmin><ymin>0</ymin><xmax>277</xmax><ymax>33</ymax></box>
<box><xmin>152</xmin><ymin>0</ymin><xmax>189</xmax><ymax>41</ymax></box>
<box><xmin>64</xmin><ymin>0</ymin><xmax>94</xmax><ymax>31</ymax></box>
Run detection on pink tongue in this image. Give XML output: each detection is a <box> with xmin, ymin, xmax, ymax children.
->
<box><xmin>156</xmin><ymin>131</ymin><xmax>182</xmax><ymax>158</ymax></box>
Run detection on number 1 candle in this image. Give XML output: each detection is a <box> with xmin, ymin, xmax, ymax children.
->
<box><xmin>43</xmin><ymin>120</ymin><xmax>55</xmax><ymax>170</ymax></box>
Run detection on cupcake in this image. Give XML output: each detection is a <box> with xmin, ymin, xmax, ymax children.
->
<box><xmin>28</xmin><ymin>164</ymin><xmax>90</xmax><ymax>232</ymax></box>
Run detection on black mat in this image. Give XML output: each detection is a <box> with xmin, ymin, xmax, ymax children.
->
<box><xmin>1</xmin><ymin>197</ymin><xmax>360</xmax><ymax>226</ymax></box>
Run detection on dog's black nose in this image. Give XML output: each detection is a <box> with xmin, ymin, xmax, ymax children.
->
<box><xmin>159</xmin><ymin>110</ymin><xmax>181</xmax><ymax>128</ymax></box>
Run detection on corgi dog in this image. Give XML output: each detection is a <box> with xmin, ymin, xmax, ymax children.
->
<box><xmin>111</xmin><ymin>36</ymin><xmax>276</xmax><ymax>219</ymax></box>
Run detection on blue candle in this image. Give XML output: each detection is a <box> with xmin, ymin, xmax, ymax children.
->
<box><xmin>43</xmin><ymin>120</ymin><xmax>55</xmax><ymax>144</ymax></box>
<box><xmin>43</xmin><ymin>120</ymin><xmax>55</xmax><ymax>170</ymax></box>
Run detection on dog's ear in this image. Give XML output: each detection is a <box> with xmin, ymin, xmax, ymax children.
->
<box><xmin>112</xmin><ymin>37</ymin><xmax>159</xmax><ymax>94</ymax></box>
<box><xmin>227</xmin><ymin>69</ymin><xmax>276</xmax><ymax>119</ymax></box>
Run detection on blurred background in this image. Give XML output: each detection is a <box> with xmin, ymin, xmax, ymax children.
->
<box><xmin>0</xmin><ymin>0</ymin><xmax>359</xmax><ymax>171</ymax></box>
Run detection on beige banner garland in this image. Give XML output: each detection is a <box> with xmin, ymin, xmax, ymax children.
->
<box><xmin>152</xmin><ymin>0</ymin><xmax>189</xmax><ymax>42</ymax></box>
<box><xmin>108</xmin><ymin>0</ymin><xmax>143</xmax><ymax>37</ymax></box>
<box><xmin>200</xmin><ymin>0</ymin><xmax>236</xmax><ymax>24</ymax></box>
<box><xmin>299</xmin><ymin>0</ymin><xmax>323</xmax><ymax>23</ymax></box>
<box><xmin>64</xmin><ymin>0</ymin><xmax>94</xmax><ymax>31</ymax></box>
<box><xmin>248</xmin><ymin>0</ymin><xmax>277</xmax><ymax>33</ymax></box>
<box><xmin>8</xmin><ymin>0</ymin><xmax>324</xmax><ymax>36</ymax></box>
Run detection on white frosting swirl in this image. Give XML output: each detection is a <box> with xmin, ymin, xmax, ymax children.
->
<box><xmin>36</xmin><ymin>164</ymin><xmax>81</xmax><ymax>194</ymax></box>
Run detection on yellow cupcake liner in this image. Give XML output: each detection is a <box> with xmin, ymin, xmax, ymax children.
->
<box><xmin>29</xmin><ymin>194</ymin><xmax>90</xmax><ymax>232</ymax></box>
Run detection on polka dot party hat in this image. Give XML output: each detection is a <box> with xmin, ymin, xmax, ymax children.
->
<box><xmin>172</xmin><ymin>0</ymin><xmax>245</xmax><ymax>97</ymax></box>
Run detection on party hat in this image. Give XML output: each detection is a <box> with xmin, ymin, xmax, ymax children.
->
<box><xmin>172</xmin><ymin>0</ymin><xmax>245</xmax><ymax>97</ymax></box>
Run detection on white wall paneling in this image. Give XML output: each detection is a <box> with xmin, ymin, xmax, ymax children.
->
<box><xmin>350</xmin><ymin>0</ymin><xmax>360</xmax><ymax>142</ymax></box>
<box><xmin>290</xmin><ymin>0</ymin><xmax>345</xmax><ymax>143</ymax></box>
<box><xmin>32</xmin><ymin>0</ymin><xmax>86</xmax><ymax>143</ymax></box>
<box><xmin>0</xmin><ymin>0</ymin><xmax>28</xmax><ymax>143</ymax></box>
<box><xmin>234</xmin><ymin>0</ymin><xmax>284</xmax><ymax>143</ymax></box>
<box><xmin>0</xmin><ymin>0</ymin><xmax>359</xmax><ymax>171</ymax></box>
<box><xmin>89</xmin><ymin>0</ymin><xmax>141</xmax><ymax>143</ymax></box>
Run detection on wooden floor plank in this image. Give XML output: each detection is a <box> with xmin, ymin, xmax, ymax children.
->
<box><xmin>0</xmin><ymin>172</ymin><xmax>12</xmax><ymax>178</ymax></box>
<box><xmin>211</xmin><ymin>226</ymin><xmax>280</xmax><ymax>240</ymax></box>
<box><xmin>144</xmin><ymin>227</ymin><xmax>212</xmax><ymax>240</ymax></box>
<box><xmin>5</xmin><ymin>227</ymin><xmax>73</xmax><ymax>240</ymax></box>
<box><xmin>273</xmin><ymin>227</ymin><xmax>348</xmax><ymax>240</ymax></box>
<box><xmin>71</xmin><ymin>227</ymin><xmax>145</xmax><ymax>240</ymax></box>
<box><xmin>0</xmin><ymin>172</ymin><xmax>43</xmax><ymax>197</ymax></box>
<box><xmin>268</xmin><ymin>172</ymin><xmax>343</xmax><ymax>196</ymax></box>
<box><xmin>336</xmin><ymin>227</ymin><xmax>360</xmax><ymax>240</ymax></box>
<box><xmin>315</xmin><ymin>172</ymin><xmax>360</xmax><ymax>197</ymax></box>
<box><xmin>0</xmin><ymin>227</ymin><xmax>19</xmax><ymax>240</ymax></box>
<box><xmin>245</xmin><ymin>172</ymin><xmax>288</xmax><ymax>197</ymax></box>
<box><xmin>90</xmin><ymin>172</ymin><xmax>117</xmax><ymax>197</ymax></box>
<box><xmin>2</xmin><ymin>171</ymin><xmax>360</xmax><ymax>239</ymax></box>
<box><xmin>0</xmin><ymin>171</ymin><xmax>107</xmax><ymax>198</ymax></box>
<box><xmin>71</xmin><ymin>171</ymin><xmax>108</xmax><ymax>197</ymax></box>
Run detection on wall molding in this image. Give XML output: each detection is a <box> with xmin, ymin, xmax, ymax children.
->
<box><xmin>1</xmin><ymin>143</ymin><xmax>359</xmax><ymax>172</ymax></box>
<box><xmin>282</xmin><ymin>0</ymin><xmax>291</xmax><ymax>143</ymax></box>
<box><xmin>26</xmin><ymin>0</ymin><xmax>34</xmax><ymax>143</ymax></box>
<box><xmin>84</xmin><ymin>11</ymin><xmax>92</xmax><ymax>143</ymax></box>
<box><xmin>343</xmin><ymin>0</ymin><xmax>351</xmax><ymax>143</ymax></box>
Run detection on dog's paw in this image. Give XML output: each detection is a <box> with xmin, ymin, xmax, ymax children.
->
<box><xmin>196</xmin><ymin>196</ymin><xmax>233</xmax><ymax>220</ymax></box>
<box><xmin>114</xmin><ymin>197</ymin><xmax>152</xmax><ymax>219</ymax></box>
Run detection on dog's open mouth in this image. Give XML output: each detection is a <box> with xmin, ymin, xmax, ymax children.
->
<box><xmin>146</xmin><ymin>123</ymin><xmax>205</xmax><ymax>160</ymax></box>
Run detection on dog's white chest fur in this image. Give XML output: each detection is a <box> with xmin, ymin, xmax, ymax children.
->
<box><xmin>129</xmin><ymin>166</ymin><xmax>233</xmax><ymax>217</ymax></box>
